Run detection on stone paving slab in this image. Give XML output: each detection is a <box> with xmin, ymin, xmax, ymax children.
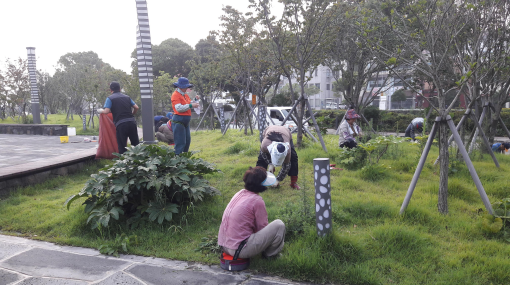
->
<box><xmin>0</xmin><ymin>235</ymin><xmax>309</xmax><ymax>285</ymax></box>
<box><xmin>0</xmin><ymin>242</ymin><xmax>30</xmax><ymax>260</ymax></box>
<box><xmin>126</xmin><ymin>263</ymin><xmax>246</xmax><ymax>285</ymax></box>
<box><xmin>93</xmin><ymin>272</ymin><xmax>144</xmax><ymax>285</ymax></box>
<box><xmin>16</xmin><ymin>277</ymin><xmax>87</xmax><ymax>285</ymax></box>
<box><xmin>0</xmin><ymin>248</ymin><xmax>129</xmax><ymax>281</ymax></box>
<box><xmin>0</xmin><ymin>268</ymin><xmax>23</xmax><ymax>285</ymax></box>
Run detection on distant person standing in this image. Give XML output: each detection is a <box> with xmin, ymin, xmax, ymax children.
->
<box><xmin>100</xmin><ymin>82</ymin><xmax>140</xmax><ymax>154</ymax></box>
<box><xmin>405</xmin><ymin>117</ymin><xmax>424</xmax><ymax>140</ymax></box>
<box><xmin>171</xmin><ymin>77</ymin><xmax>199</xmax><ymax>155</ymax></box>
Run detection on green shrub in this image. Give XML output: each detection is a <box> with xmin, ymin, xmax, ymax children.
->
<box><xmin>65</xmin><ymin>144</ymin><xmax>220</xmax><ymax>229</ymax></box>
<box><xmin>483</xmin><ymin>198</ymin><xmax>510</xmax><ymax>242</ymax></box>
<box><xmin>337</xmin><ymin>146</ymin><xmax>367</xmax><ymax>169</ymax></box>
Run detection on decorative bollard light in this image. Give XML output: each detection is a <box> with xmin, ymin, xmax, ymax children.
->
<box><xmin>26</xmin><ymin>47</ymin><xmax>41</xmax><ymax>124</ymax></box>
<box><xmin>82</xmin><ymin>114</ymin><xmax>87</xmax><ymax>131</ymax></box>
<box><xmin>313</xmin><ymin>158</ymin><xmax>332</xmax><ymax>236</ymax></box>
<box><xmin>135</xmin><ymin>0</ymin><xmax>156</xmax><ymax>143</ymax></box>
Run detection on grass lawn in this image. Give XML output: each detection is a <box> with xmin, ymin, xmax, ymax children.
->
<box><xmin>1</xmin><ymin>130</ymin><xmax>510</xmax><ymax>284</ymax></box>
<box><xmin>0</xmin><ymin>114</ymin><xmax>100</xmax><ymax>136</ymax></box>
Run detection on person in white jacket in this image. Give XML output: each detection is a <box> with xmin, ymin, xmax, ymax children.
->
<box><xmin>405</xmin><ymin>117</ymin><xmax>424</xmax><ymax>140</ymax></box>
<box><xmin>338</xmin><ymin>109</ymin><xmax>362</xmax><ymax>149</ymax></box>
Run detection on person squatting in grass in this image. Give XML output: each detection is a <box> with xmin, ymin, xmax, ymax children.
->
<box><xmin>218</xmin><ymin>166</ymin><xmax>285</xmax><ymax>259</ymax></box>
<box><xmin>99</xmin><ymin>81</ymin><xmax>140</xmax><ymax>154</ymax></box>
<box><xmin>256</xmin><ymin>125</ymin><xmax>300</xmax><ymax>189</ymax></box>
<box><xmin>491</xmin><ymin>142</ymin><xmax>510</xmax><ymax>154</ymax></box>
<box><xmin>156</xmin><ymin>119</ymin><xmax>174</xmax><ymax>145</ymax></box>
<box><xmin>338</xmin><ymin>109</ymin><xmax>363</xmax><ymax>149</ymax></box>
<box><xmin>170</xmin><ymin>77</ymin><xmax>199</xmax><ymax>155</ymax></box>
<box><xmin>404</xmin><ymin>117</ymin><xmax>424</xmax><ymax>141</ymax></box>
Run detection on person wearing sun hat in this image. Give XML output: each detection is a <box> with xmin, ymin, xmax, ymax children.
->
<box><xmin>218</xmin><ymin>166</ymin><xmax>285</xmax><ymax>260</ymax></box>
<box><xmin>171</xmin><ymin>77</ymin><xmax>199</xmax><ymax>154</ymax></box>
<box><xmin>256</xmin><ymin>125</ymin><xmax>300</xmax><ymax>189</ymax></box>
<box><xmin>338</xmin><ymin>109</ymin><xmax>363</xmax><ymax>149</ymax></box>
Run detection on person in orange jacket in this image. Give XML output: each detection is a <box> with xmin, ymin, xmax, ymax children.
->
<box><xmin>170</xmin><ymin>77</ymin><xmax>199</xmax><ymax>154</ymax></box>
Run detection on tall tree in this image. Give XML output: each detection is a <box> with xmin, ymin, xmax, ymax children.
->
<box><xmin>1</xmin><ymin>58</ymin><xmax>30</xmax><ymax>122</ymax></box>
<box><xmin>361</xmin><ymin>0</ymin><xmax>477</xmax><ymax>214</ymax></box>
<box><xmin>324</xmin><ymin>1</ymin><xmax>397</xmax><ymax>113</ymax></box>
<box><xmin>131</xmin><ymin>38</ymin><xmax>195</xmax><ymax>78</ymax></box>
<box><xmin>253</xmin><ymin>0</ymin><xmax>337</xmax><ymax>148</ymax></box>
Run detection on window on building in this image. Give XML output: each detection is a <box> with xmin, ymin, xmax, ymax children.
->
<box><xmin>326</xmin><ymin>70</ymin><xmax>331</xmax><ymax>77</ymax></box>
<box><xmin>315</xmin><ymin>83</ymin><xmax>320</xmax><ymax>89</ymax></box>
<box><xmin>315</xmin><ymin>69</ymin><xmax>318</xmax><ymax>76</ymax></box>
<box><xmin>334</xmin><ymin>70</ymin><xmax>339</xmax><ymax>78</ymax></box>
<box><xmin>326</xmin><ymin>84</ymin><xmax>330</xmax><ymax>90</ymax></box>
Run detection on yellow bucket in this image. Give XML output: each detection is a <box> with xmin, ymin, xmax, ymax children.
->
<box><xmin>60</xmin><ymin>136</ymin><xmax>69</xmax><ymax>143</ymax></box>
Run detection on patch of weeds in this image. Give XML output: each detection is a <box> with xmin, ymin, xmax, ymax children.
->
<box><xmin>359</xmin><ymin>164</ymin><xmax>389</xmax><ymax>181</ymax></box>
<box><xmin>98</xmin><ymin>233</ymin><xmax>138</xmax><ymax>257</ymax></box>
<box><xmin>277</xmin><ymin>201</ymin><xmax>314</xmax><ymax>240</ymax></box>
<box><xmin>224</xmin><ymin>142</ymin><xmax>257</xmax><ymax>156</ymax></box>
<box><xmin>195</xmin><ymin>235</ymin><xmax>221</xmax><ymax>255</ymax></box>
<box><xmin>482</xmin><ymin>198</ymin><xmax>510</xmax><ymax>242</ymax></box>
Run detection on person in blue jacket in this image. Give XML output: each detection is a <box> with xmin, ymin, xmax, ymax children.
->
<box><xmin>491</xmin><ymin>142</ymin><xmax>510</xmax><ymax>154</ymax></box>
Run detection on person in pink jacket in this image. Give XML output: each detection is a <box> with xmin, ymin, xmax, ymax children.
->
<box><xmin>218</xmin><ymin>166</ymin><xmax>285</xmax><ymax>259</ymax></box>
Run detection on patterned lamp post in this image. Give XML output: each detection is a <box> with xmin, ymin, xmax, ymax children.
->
<box><xmin>26</xmin><ymin>47</ymin><xmax>41</xmax><ymax>124</ymax></box>
<box><xmin>313</xmin><ymin>158</ymin><xmax>332</xmax><ymax>236</ymax></box>
<box><xmin>135</xmin><ymin>0</ymin><xmax>155</xmax><ymax>143</ymax></box>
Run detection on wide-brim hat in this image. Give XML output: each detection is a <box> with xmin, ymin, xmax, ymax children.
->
<box><xmin>173</xmin><ymin>77</ymin><xmax>194</xmax><ymax>89</ymax></box>
<box><xmin>261</xmin><ymin>172</ymin><xmax>277</xmax><ymax>186</ymax></box>
<box><xmin>345</xmin><ymin>109</ymin><xmax>361</xmax><ymax>120</ymax></box>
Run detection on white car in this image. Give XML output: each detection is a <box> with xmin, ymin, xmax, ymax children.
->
<box><xmin>252</xmin><ymin>106</ymin><xmax>308</xmax><ymax>132</ymax></box>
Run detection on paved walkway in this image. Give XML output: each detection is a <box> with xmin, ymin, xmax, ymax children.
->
<box><xmin>0</xmin><ymin>234</ymin><xmax>306</xmax><ymax>285</ymax></box>
<box><xmin>0</xmin><ymin>134</ymin><xmax>98</xmax><ymax>169</ymax></box>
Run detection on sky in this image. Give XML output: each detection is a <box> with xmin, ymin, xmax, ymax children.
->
<box><xmin>0</xmin><ymin>0</ymin><xmax>261</xmax><ymax>76</ymax></box>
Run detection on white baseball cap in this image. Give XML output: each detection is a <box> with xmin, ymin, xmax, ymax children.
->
<box><xmin>261</xmin><ymin>172</ymin><xmax>277</xmax><ymax>186</ymax></box>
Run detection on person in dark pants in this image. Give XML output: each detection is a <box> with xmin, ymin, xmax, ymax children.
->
<box><xmin>404</xmin><ymin>117</ymin><xmax>424</xmax><ymax>140</ymax></box>
<box><xmin>100</xmin><ymin>82</ymin><xmax>140</xmax><ymax>154</ymax></box>
<box><xmin>256</xmin><ymin>125</ymin><xmax>300</xmax><ymax>189</ymax></box>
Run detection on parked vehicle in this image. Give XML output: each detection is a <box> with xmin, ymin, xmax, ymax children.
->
<box><xmin>252</xmin><ymin>106</ymin><xmax>308</xmax><ymax>132</ymax></box>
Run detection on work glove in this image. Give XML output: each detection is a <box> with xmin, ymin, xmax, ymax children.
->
<box><xmin>96</xmin><ymin>108</ymin><xmax>105</xmax><ymax>114</ymax></box>
<box><xmin>270</xmin><ymin>180</ymin><xmax>279</xmax><ymax>188</ymax></box>
<box><xmin>267</xmin><ymin>164</ymin><xmax>275</xmax><ymax>173</ymax></box>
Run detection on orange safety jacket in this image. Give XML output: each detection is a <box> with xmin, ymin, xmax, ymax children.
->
<box><xmin>171</xmin><ymin>90</ymin><xmax>192</xmax><ymax>116</ymax></box>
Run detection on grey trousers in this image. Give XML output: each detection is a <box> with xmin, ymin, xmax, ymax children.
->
<box><xmin>224</xmin><ymin>219</ymin><xmax>285</xmax><ymax>259</ymax></box>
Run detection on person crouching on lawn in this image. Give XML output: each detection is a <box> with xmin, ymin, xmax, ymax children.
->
<box><xmin>492</xmin><ymin>142</ymin><xmax>510</xmax><ymax>154</ymax></box>
<box><xmin>338</xmin><ymin>109</ymin><xmax>362</xmax><ymax>149</ymax></box>
<box><xmin>218</xmin><ymin>166</ymin><xmax>285</xmax><ymax>259</ymax></box>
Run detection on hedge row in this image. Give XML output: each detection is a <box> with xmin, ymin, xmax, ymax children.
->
<box><xmin>315</xmin><ymin>107</ymin><xmax>510</xmax><ymax>137</ymax></box>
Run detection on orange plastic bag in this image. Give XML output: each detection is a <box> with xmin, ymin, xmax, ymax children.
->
<box><xmin>96</xmin><ymin>113</ymin><xmax>119</xmax><ymax>159</ymax></box>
